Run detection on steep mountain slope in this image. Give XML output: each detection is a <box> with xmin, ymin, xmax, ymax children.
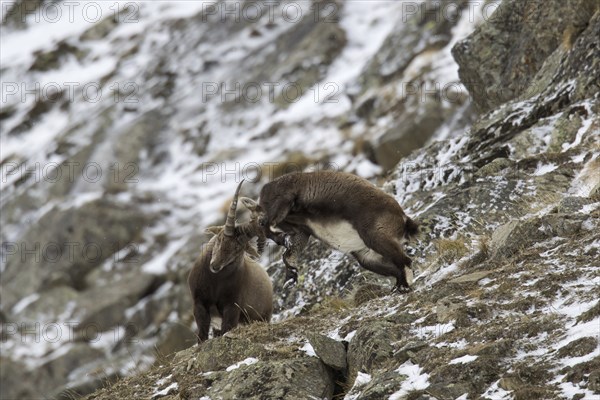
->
<box><xmin>84</xmin><ymin>1</ymin><xmax>599</xmax><ymax>399</ymax></box>
<box><xmin>1</xmin><ymin>0</ymin><xmax>599</xmax><ymax>399</ymax></box>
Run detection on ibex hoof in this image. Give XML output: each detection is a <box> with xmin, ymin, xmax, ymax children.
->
<box><xmin>392</xmin><ymin>285</ymin><xmax>412</xmax><ymax>294</ymax></box>
<box><xmin>283</xmin><ymin>278</ymin><xmax>297</xmax><ymax>289</ymax></box>
<box><xmin>283</xmin><ymin>267</ymin><xmax>298</xmax><ymax>288</ymax></box>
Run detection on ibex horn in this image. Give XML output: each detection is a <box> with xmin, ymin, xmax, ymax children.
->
<box><xmin>224</xmin><ymin>180</ymin><xmax>244</xmax><ymax>237</ymax></box>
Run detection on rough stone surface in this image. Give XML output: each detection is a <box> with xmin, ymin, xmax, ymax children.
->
<box><xmin>307</xmin><ymin>333</ymin><xmax>347</xmax><ymax>371</ymax></box>
<box><xmin>155</xmin><ymin>322</ymin><xmax>198</xmax><ymax>359</ymax></box>
<box><xmin>395</xmin><ymin>341</ymin><xmax>428</xmax><ymax>364</ymax></box>
<box><xmin>347</xmin><ymin>321</ymin><xmax>404</xmax><ymax>383</ymax></box>
<box><xmin>2</xmin><ymin>199</ymin><xmax>149</xmax><ymax>309</ymax></box>
<box><xmin>452</xmin><ymin>0</ymin><xmax>599</xmax><ymax>111</ymax></box>
<box><xmin>207</xmin><ymin>358</ymin><xmax>335</xmax><ymax>400</ymax></box>
<box><xmin>557</xmin><ymin>337</ymin><xmax>598</xmax><ymax>359</ymax></box>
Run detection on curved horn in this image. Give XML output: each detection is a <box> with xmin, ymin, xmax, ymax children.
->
<box><xmin>224</xmin><ymin>180</ymin><xmax>244</xmax><ymax>237</ymax></box>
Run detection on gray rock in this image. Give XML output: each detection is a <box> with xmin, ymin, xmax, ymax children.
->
<box><xmin>272</xmin><ymin>21</ymin><xmax>347</xmax><ymax>108</ymax></box>
<box><xmin>373</xmin><ymin>98</ymin><xmax>446</xmax><ymax>170</ymax></box>
<box><xmin>541</xmin><ymin>213</ymin><xmax>584</xmax><ymax>237</ymax></box>
<box><xmin>353</xmin><ymin>370</ymin><xmax>409</xmax><ymax>400</ymax></box>
<box><xmin>2</xmin><ymin>198</ymin><xmax>149</xmax><ymax>310</ymax></box>
<box><xmin>17</xmin><ymin>286</ymin><xmax>79</xmax><ymax>322</ymax></box>
<box><xmin>75</xmin><ymin>270</ymin><xmax>160</xmax><ymax>334</ymax></box>
<box><xmin>29</xmin><ymin>41</ymin><xmax>88</xmax><ymax>72</ymax></box>
<box><xmin>435</xmin><ymin>298</ymin><xmax>463</xmax><ymax>323</ymax></box>
<box><xmin>126</xmin><ymin>282</ymin><xmax>189</xmax><ymax>336</ymax></box>
<box><xmin>347</xmin><ymin>321</ymin><xmax>404</xmax><ymax>383</ymax></box>
<box><xmin>498</xmin><ymin>376</ymin><xmax>526</xmax><ymax>391</ymax></box>
<box><xmin>267</xmin><ymin>239</ymin><xmax>364</xmax><ymax>314</ymax></box>
<box><xmin>426</xmin><ymin>383</ymin><xmax>472</xmax><ymax>400</ymax></box>
<box><xmin>307</xmin><ymin>333</ymin><xmax>347</xmax><ymax>371</ymax></box>
<box><xmin>588</xmin><ymin>369</ymin><xmax>600</xmax><ymax>393</ymax></box>
<box><xmin>350</xmin><ymin>0</ymin><xmax>476</xmax><ymax>170</ymax></box>
<box><xmin>155</xmin><ymin>322</ymin><xmax>197</xmax><ymax>359</ymax></box>
<box><xmin>490</xmin><ymin>220</ymin><xmax>522</xmax><ymax>259</ymax></box>
<box><xmin>452</xmin><ymin>0</ymin><xmax>598</xmax><ymax>111</ymax></box>
<box><xmin>205</xmin><ymin>358</ymin><xmax>335</xmax><ymax>400</ymax></box>
<box><xmin>395</xmin><ymin>341</ymin><xmax>428</xmax><ymax>364</ymax></box>
<box><xmin>491</xmin><ymin>218</ymin><xmax>548</xmax><ymax>260</ymax></box>
<box><xmin>193</xmin><ymin>336</ymin><xmax>269</xmax><ymax>372</ymax></box>
<box><xmin>557</xmin><ymin>337</ymin><xmax>598</xmax><ymax>358</ymax></box>
<box><xmin>429</xmin><ymin>356</ymin><xmax>503</xmax><ymax>395</ymax></box>
<box><xmin>0</xmin><ymin>358</ymin><xmax>40</xmax><ymax>400</ymax></box>
<box><xmin>358</xmin><ymin>0</ymin><xmax>470</xmax><ymax>91</ymax></box>
<box><xmin>0</xmin><ymin>344</ymin><xmax>107</xmax><ymax>400</ymax></box>
<box><xmin>474</xmin><ymin>158</ymin><xmax>514</xmax><ymax>178</ymax></box>
<box><xmin>512</xmin><ymin>386</ymin><xmax>556</xmax><ymax>400</ymax></box>
<box><xmin>555</xmin><ymin>197</ymin><xmax>595</xmax><ymax>214</ymax></box>
<box><xmin>40</xmin><ymin>343</ymin><xmax>105</xmax><ymax>389</ymax></box>
<box><xmin>240</xmin><ymin>0</ymin><xmax>347</xmax><ymax>110</ymax></box>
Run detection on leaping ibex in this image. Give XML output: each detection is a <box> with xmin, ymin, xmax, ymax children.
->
<box><xmin>188</xmin><ymin>181</ymin><xmax>272</xmax><ymax>343</ymax></box>
<box><xmin>241</xmin><ymin>171</ymin><xmax>418</xmax><ymax>291</ymax></box>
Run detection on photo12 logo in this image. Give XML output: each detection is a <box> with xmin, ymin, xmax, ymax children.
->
<box><xmin>1</xmin><ymin>321</ymin><xmax>139</xmax><ymax>345</ymax></box>
<box><xmin>1</xmin><ymin>161</ymin><xmax>139</xmax><ymax>186</ymax></box>
<box><xmin>1</xmin><ymin>81</ymin><xmax>139</xmax><ymax>105</ymax></box>
<box><xmin>201</xmin><ymin>81</ymin><xmax>341</xmax><ymax>104</ymax></box>
<box><xmin>0</xmin><ymin>241</ymin><xmax>140</xmax><ymax>265</ymax></box>
<box><xmin>200</xmin><ymin>1</ymin><xmax>339</xmax><ymax>24</ymax></box>
<box><xmin>1</xmin><ymin>1</ymin><xmax>139</xmax><ymax>25</ymax></box>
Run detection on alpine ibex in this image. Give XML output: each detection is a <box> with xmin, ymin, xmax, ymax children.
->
<box><xmin>188</xmin><ymin>181</ymin><xmax>272</xmax><ymax>343</ymax></box>
<box><xmin>241</xmin><ymin>171</ymin><xmax>418</xmax><ymax>291</ymax></box>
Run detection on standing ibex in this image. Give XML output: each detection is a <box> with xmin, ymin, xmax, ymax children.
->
<box><xmin>188</xmin><ymin>181</ymin><xmax>272</xmax><ymax>343</ymax></box>
<box><xmin>241</xmin><ymin>171</ymin><xmax>418</xmax><ymax>291</ymax></box>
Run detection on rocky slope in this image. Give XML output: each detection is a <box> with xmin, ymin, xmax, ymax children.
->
<box><xmin>1</xmin><ymin>0</ymin><xmax>599</xmax><ymax>399</ymax></box>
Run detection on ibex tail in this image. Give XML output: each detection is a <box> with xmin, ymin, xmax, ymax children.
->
<box><xmin>404</xmin><ymin>217</ymin><xmax>419</xmax><ymax>241</ymax></box>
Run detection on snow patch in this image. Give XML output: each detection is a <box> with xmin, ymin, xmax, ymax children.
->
<box><xmin>435</xmin><ymin>339</ymin><xmax>468</xmax><ymax>349</ymax></box>
<box><xmin>389</xmin><ymin>361</ymin><xmax>430</xmax><ymax>400</ymax></box>
<box><xmin>449</xmin><ymin>354</ymin><xmax>478</xmax><ymax>364</ymax></box>
<box><xmin>343</xmin><ymin>371</ymin><xmax>372</xmax><ymax>400</ymax></box>
<box><xmin>299</xmin><ymin>342</ymin><xmax>317</xmax><ymax>358</ymax></box>
<box><xmin>11</xmin><ymin>293</ymin><xmax>40</xmax><ymax>314</ymax></box>
<box><xmin>225</xmin><ymin>357</ymin><xmax>259</xmax><ymax>372</ymax></box>
<box><xmin>533</xmin><ymin>163</ymin><xmax>558</xmax><ymax>176</ymax></box>
<box><xmin>142</xmin><ymin>237</ymin><xmax>188</xmax><ymax>274</ymax></box>
<box><xmin>414</xmin><ymin>322</ymin><xmax>456</xmax><ymax>340</ymax></box>
<box><xmin>152</xmin><ymin>381</ymin><xmax>178</xmax><ymax>399</ymax></box>
<box><xmin>481</xmin><ymin>380</ymin><xmax>513</xmax><ymax>400</ymax></box>
<box><xmin>562</xmin><ymin>110</ymin><xmax>594</xmax><ymax>151</ymax></box>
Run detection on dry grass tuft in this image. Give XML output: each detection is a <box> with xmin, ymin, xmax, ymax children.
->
<box><xmin>435</xmin><ymin>237</ymin><xmax>468</xmax><ymax>264</ymax></box>
<box><xmin>478</xmin><ymin>235</ymin><xmax>490</xmax><ymax>258</ymax></box>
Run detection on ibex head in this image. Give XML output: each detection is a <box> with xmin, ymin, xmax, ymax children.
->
<box><xmin>240</xmin><ymin>197</ymin><xmax>264</xmax><ymax>223</ymax></box>
<box><xmin>207</xmin><ymin>181</ymin><xmax>264</xmax><ymax>273</ymax></box>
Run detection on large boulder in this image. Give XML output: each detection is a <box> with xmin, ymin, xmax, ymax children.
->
<box><xmin>452</xmin><ymin>0</ymin><xmax>599</xmax><ymax>111</ymax></box>
<box><xmin>205</xmin><ymin>358</ymin><xmax>335</xmax><ymax>399</ymax></box>
<box><xmin>1</xmin><ymin>198</ymin><xmax>149</xmax><ymax>310</ymax></box>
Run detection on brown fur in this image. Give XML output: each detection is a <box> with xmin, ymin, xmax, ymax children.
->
<box><xmin>188</xmin><ymin>183</ymin><xmax>272</xmax><ymax>343</ymax></box>
<box><xmin>244</xmin><ymin>171</ymin><xmax>418</xmax><ymax>290</ymax></box>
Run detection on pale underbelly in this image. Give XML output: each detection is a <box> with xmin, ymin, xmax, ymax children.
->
<box><xmin>306</xmin><ymin>218</ymin><xmax>369</xmax><ymax>253</ymax></box>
